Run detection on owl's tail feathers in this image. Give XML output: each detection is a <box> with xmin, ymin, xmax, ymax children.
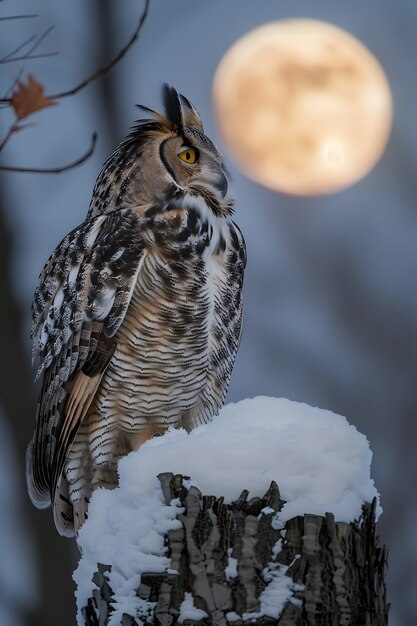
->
<box><xmin>25</xmin><ymin>440</ymin><xmax>51</xmax><ymax>509</ymax></box>
<box><xmin>26</xmin><ymin>440</ymin><xmax>76</xmax><ymax>537</ymax></box>
<box><xmin>53</xmin><ymin>475</ymin><xmax>76</xmax><ymax>538</ymax></box>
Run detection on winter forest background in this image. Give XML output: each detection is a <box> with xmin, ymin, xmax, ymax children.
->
<box><xmin>0</xmin><ymin>1</ymin><xmax>416</xmax><ymax>625</ymax></box>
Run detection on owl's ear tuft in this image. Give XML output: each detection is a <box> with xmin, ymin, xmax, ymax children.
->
<box><xmin>162</xmin><ymin>84</ymin><xmax>204</xmax><ymax>133</ymax></box>
<box><xmin>179</xmin><ymin>93</ymin><xmax>204</xmax><ymax>132</ymax></box>
<box><xmin>162</xmin><ymin>84</ymin><xmax>182</xmax><ymax>131</ymax></box>
<box><xmin>135</xmin><ymin>104</ymin><xmax>165</xmax><ymax>121</ymax></box>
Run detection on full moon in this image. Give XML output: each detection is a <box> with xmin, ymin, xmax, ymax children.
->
<box><xmin>212</xmin><ymin>19</ymin><xmax>392</xmax><ymax>196</ymax></box>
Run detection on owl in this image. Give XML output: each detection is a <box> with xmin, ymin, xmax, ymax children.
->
<box><xmin>26</xmin><ymin>85</ymin><xmax>246</xmax><ymax>536</ymax></box>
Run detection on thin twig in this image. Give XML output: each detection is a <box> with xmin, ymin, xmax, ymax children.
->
<box><xmin>0</xmin><ymin>15</ymin><xmax>38</xmax><ymax>21</ymax></box>
<box><xmin>0</xmin><ymin>25</ymin><xmax>56</xmax><ymax>64</ymax></box>
<box><xmin>0</xmin><ymin>33</ymin><xmax>37</xmax><ymax>62</ymax></box>
<box><xmin>0</xmin><ymin>0</ymin><xmax>150</xmax><ymax>103</ymax></box>
<box><xmin>0</xmin><ymin>51</ymin><xmax>58</xmax><ymax>64</ymax></box>
<box><xmin>0</xmin><ymin>124</ymin><xmax>17</xmax><ymax>152</ymax></box>
<box><xmin>49</xmin><ymin>0</ymin><xmax>149</xmax><ymax>99</ymax></box>
<box><xmin>2</xmin><ymin>67</ymin><xmax>24</xmax><ymax>99</ymax></box>
<box><xmin>25</xmin><ymin>25</ymin><xmax>55</xmax><ymax>57</ymax></box>
<box><xmin>0</xmin><ymin>132</ymin><xmax>97</xmax><ymax>173</ymax></box>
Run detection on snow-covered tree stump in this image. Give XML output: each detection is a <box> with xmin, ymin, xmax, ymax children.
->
<box><xmin>74</xmin><ymin>398</ymin><xmax>389</xmax><ymax>626</ymax></box>
<box><xmin>80</xmin><ymin>474</ymin><xmax>387</xmax><ymax>626</ymax></box>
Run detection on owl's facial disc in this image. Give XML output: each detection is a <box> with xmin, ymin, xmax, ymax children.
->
<box><xmin>160</xmin><ymin>132</ymin><xmax>229</xmax><ymax>202</ymax></box>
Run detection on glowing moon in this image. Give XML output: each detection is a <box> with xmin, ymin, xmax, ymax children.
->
<box><xmin>212</xmin><ymin>19</ymin><xmax>392</xmax><ymax>195</ymax></box>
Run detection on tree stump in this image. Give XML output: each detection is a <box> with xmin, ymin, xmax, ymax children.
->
<box><xmin>80</xmin><ymin>472</ymin><xmax>388</xmax><ymax>626</ymax></box>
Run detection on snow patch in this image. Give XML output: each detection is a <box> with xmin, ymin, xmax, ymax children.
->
<box><xmin>178</xmin><ymin>592</ymin><xmax>208</xmax><ymax>623</ymax></box>
<box><xmin>74</xmin><ymin>485</ymin><xmax>183</xmax><ymax>625</ymax></box>
<box><xmin>242</xmin><ymin>540</ymin><xmax>303</xmax><ymax>621</ymax></box>
<box><xmin>225</xmin><ymin>548</ymin><xmax>238</xmax><ymax>581</ymax></box>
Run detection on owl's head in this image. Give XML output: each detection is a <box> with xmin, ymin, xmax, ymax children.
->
<box><xmin>89</xmin><ymin>85</ymin><xmax>233</xmax><ymax>218</ymax></box>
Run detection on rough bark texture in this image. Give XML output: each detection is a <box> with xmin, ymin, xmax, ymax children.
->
<box><xmin>81</xmin><ymin>473</ymin><xmax>388</xmax><ymax>626</ymax></box>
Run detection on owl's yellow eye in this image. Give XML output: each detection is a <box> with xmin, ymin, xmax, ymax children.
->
<box><xmin>178</xmin><ymin>147</ymin><xmax>198</xmax><ymax>164</ymax></box>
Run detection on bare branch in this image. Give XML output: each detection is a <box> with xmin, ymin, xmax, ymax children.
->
<box><xmin>0</xmin><ymin>15</ymin><xmax>38</xmax><ymax>21</ymax></box>
<box><xmin>0</xmin><ymin>26</ymin><xmax>56</xmax><ymax>64</ymax></box>
<box><xmin>0</xmin><ymin>124</ymin><xmax>17</xmax><ymax>152</ymax></box>
<box><xmin>0</xmin><ymin>122</ymin><xmax>32</xmax><ymax>153</ymax></box>
<box><xmin>1</xmin><ymin>67</ymin><xmax>23</xmax><ymax>100</ymax></box>
<box><xmin>0</xmin><ymin>132</ymin><xmax>97</xmax><ymax>173</ymax></box>
<box><xmin>0</xmin><ymin>0</ymin><xmax>150</xmax><ymax>104</ymax></box>
<box><xmin>0</xmin><ymin>51</ymin><xmax>58</xmax><ymax>64</ymax></box>
<box><xmin>49</xmin><ymin>0</ymin><xmax>150</xmax><ymax>99</ymax></box>
<box><xmin>25</xmin><ymin>25</ymin><xmax>55</xmax><ymax>57</ymax></box>
<box><xmin>0</xmin><ymin>34</ymin><xmax>37</xmax><ymax>62</ymax></box>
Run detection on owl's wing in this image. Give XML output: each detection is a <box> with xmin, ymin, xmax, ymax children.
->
<box><xmin>28</xmin><ymin>208</ymin><xmax>145</xmax><ymax>509</ymax></box>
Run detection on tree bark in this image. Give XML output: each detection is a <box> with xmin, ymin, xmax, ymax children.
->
<box><xmin>80</xmin><ymin>473</ymin><xmax>388</xmax><ymax>626</ymax></box>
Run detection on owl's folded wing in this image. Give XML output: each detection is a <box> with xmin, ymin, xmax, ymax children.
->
<box><xmin>28</xmin><ymin>208</ymin><xmax>145</xmax><ymax>509</ymax></box>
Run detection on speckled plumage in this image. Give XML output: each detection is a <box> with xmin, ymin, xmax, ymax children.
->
<box><xmin>26</xmin><ymin>86</ymin><xmax>246</xmax><ymax>536</ymax></box>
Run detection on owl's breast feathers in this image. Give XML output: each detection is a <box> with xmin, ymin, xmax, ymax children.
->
<box><xmin>28</xmin><ymin>199</ymin><xmax>246</xmax><ymax>512</ymax></box>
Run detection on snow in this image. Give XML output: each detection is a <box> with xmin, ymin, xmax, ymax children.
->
<box><xmin>74</xmin><ymin>488</ymin><xmax>183</xmax><ymax>625</ymax></box>
<box><xmin>74</xmin><ymin>396</ymin><xmax>380</xmax><ymax>624</ymax></box>
<box><xmin>178</xmin><ymin>593</ymin><xmax>208</xmax><ymax>623</ymax></box>
<box><xmin>225</xmin><ymin>548</ymin><xmax>238</xmax><ymax>581</ymax></box>
<box><xmin>241</xmin><ymin>540</ymin><xmax>303</xmax><ymax>621</ymax></box>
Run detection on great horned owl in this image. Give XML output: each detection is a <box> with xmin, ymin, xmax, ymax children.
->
<box><xmin>26</xmin><ymin>86</ymin><xmax>246</xmax><ymax>536</ymax></box>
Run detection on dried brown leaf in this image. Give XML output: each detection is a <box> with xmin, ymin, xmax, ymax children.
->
<box><xmin>11</xmin><ymin>74</ymin><xmax>55</xmax><ymax>120</ymax></box>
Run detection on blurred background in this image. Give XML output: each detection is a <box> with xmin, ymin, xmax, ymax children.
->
<box><xmin>1</xmin><ymin>1</ymin><xmax>416</xmax><ymax>625</ymax></box>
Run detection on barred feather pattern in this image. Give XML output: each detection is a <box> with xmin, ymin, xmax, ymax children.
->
<box><xmin>28</xmin><ymin>199</ymin><xmax>245</xmax><ymax>536</ymax></box>
<box><xmin>63</xmin><ymin>202</ymin><xmax>246</xmax><ymax>534</ymax></box>
<box><xmin>28</xmin><ymin>210</ymin><xmax>145</xmax><ymax>516</ymax></box>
